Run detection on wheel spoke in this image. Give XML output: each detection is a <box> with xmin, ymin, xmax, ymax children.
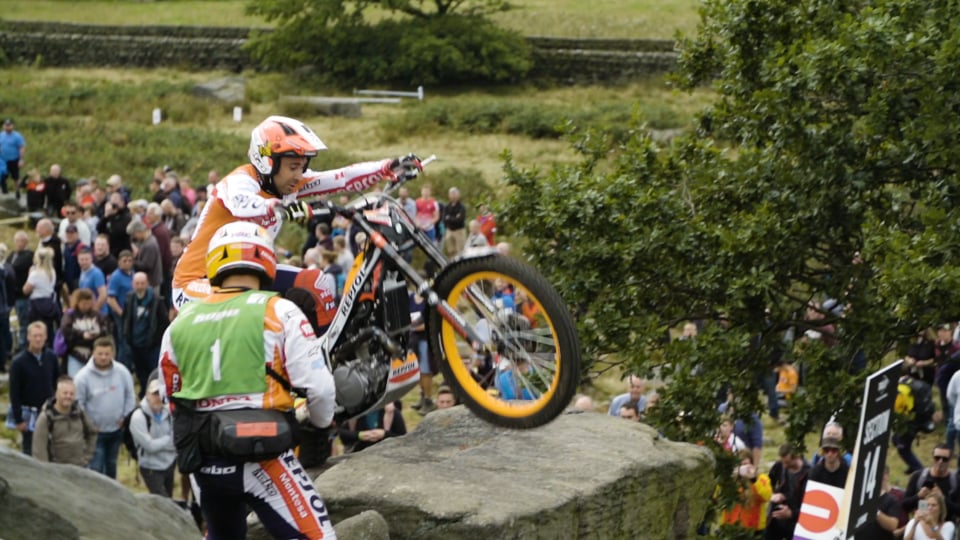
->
<box><xmin>431</xmin><ymin>257</ymin><xmax>580</xmax><ymax>428</ymax></box>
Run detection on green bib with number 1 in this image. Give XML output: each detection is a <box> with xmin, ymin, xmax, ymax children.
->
<box><xmin>171</xmin><ymin>291</ymin><xmax>276</xmax><ymax>400</ymax></box>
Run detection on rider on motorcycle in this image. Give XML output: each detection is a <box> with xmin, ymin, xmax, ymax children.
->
<box><xmin>171</xmin><ymin>115</ymin><xmax>421</xmax><ymax>309</ymax></box>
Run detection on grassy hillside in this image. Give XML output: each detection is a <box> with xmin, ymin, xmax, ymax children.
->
<box><xmin>0</xmin><ymin>66</ymin><xmax>713</xmax><ymax>191</ymax></box>
<box><xmin>0</xmin><ymin>0</ymin><xmax>700</xmax><ymax>39</ymax></box>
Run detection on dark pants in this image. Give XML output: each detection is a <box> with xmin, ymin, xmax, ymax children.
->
<box><xmin>112</xmin><ymin>312</ymin><xmax>131</xmax><ymax>371</ymax></box>
<box><xmin>760</xmin><ymin>370</ymin><xmax>780</xmax><ymax>420</ymax></box>
<box><xmin>894</xmin><ymin>430</ymin><xmax>923</xmax><ymax>473</ymax></box>
<box><xmin>14</xmin><ymin>298</ymin><xmax>28</xmax><ymax>353</ymax></box>
<box><xmin>140</xmin><ymin>463</ymin><xmax>175</xmax><ymax>497</ymax></box>
<box><xmin>764</xmin><ymin>517</ymin><xmax>798</xmax><ymax>540</ymax></box>
<box><xmin>89</xmin><ymin>430</ymin><xmax>123</xmax><ymax>479</ymax></box>
<box><xmin>1</xmin><ymin>159</ymin><xmax>19</xmax><ymax>193</ymax></box>
<box><xmin>0</xmin><ymin>310</ymin><xmax>10</xmax><ymax>371</ymax></box>
<box><xmin>20</xmin><ymin>429</ymin><xmax>34</xmax><ymax>456</ymax></box>
<box><xmin>131</xmin><ymin>344</ymin><xmax>160</xmax><ymax>398</ymax></box>
<box><xmin>194</xmin><ymin>453</ymin><xmax>333</xmax><ymax>540</ymax></box>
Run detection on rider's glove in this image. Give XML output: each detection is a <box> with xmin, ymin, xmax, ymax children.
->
<box><xmin>279</xmin><ymin>200</ymin><xmax>313</xmax><ymax>225</ymax></box>
<box><xmin>389</xmin><ymin>153</ymin><xmax>423</xmax><ymax>181</ymax></box>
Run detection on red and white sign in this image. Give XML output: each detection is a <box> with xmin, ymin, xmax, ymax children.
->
<box><xmin>794</xmin><ymin>481</ymin><xmax>844</xmax><ymax>540</ymax></box>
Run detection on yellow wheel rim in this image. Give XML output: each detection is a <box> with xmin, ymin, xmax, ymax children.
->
<box><xmin>440</xmin><ymin>271</ymin><xmax>562</xmax><ymax>418</ymax></box>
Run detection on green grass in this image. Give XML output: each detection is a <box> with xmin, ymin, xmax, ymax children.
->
<box><xmin>0</xmin><ymin>0</ymin><xmax>264</xmax><ymax>28</ymax></box>
<box><xmin>0</xmin><ymin>66</ymin><xmax>710</xmax><ymax>198</ymax></box>
<box><xmin>0</xmin><ymin>0</ymin><xmax>701</xmax><ymax>39</ymax></box>
<box><xmin>492</xmin><ymin>0</ymin><xmax>701</xmax><ymax>39</ymax></box>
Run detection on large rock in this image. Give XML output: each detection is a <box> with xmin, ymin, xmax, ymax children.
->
<box><xmin>193</xmin><ymin>76</ymin><xmax>245</xmax><ymax>103</ymax></box>
<box><xmin>0</xmin><ymin>448</ymin><xmax>198</xmax><ymax>540</ymax></box>
<box><xmin>248</xmin><ymin>507</ymin><xmax>390</xmax><ymax>540</ymax></box>
<box><xmin>312</xmin><ymin>406</ymin><xmax>713</xmax><ymax>539</ymax></box>
<box><xmin>279</xmin><ymin>96</ymin><xmax>363</xmax><ymax>118</ymax></box>
<box><xmin>330</xmin><ymin>510</ymin><xmax>390</xmax><ymax>540</ymax></box>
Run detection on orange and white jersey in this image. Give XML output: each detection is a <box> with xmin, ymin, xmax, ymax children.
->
<box><xmin>159</xmin><ymin>290</ymin><xmax>337</xmax><ymax>428</ymax></box>
<box><xmin>172</xmin><ymin>160</ymin><xmax>391</xmax><ymax>289</ymax></box>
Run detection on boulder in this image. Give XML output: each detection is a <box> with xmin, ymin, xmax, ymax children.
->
<box><xmin>311</xmin><ymin>406</ymin><xmax>714</xmax><ymax>539</ymax></box>
<box><xmin>0</xmin><ymin>192</ymin><xmax>24</xmax><ymax>218</ymax></box>
<box><xmin>249</xmin><ymin>509</ymin><xmax>390</xmax><ymax>540</ymax></box>
<box><xmin>193</xmin><ymin>76</ymin><xmax>245</xmax><ymax>103</ymax></box>
<box><xmin>331</xmin><ymin>509</ymin><xmax>390</xmax><ymax>540</ymax></box>
<box><xmin>0</xmin><ymin>448</ymin><xmax>198</xmax><ymax>540</ymax></box>
<box><xmin>279</xmin><ymin>96</ymin><xmax>363</xmax><ymax>118</ymax></box>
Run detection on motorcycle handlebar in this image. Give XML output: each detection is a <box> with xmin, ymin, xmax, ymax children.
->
<box><xmin>383</xmin><ymin>154</ymin><xmax>437</xmax><ymax>196</ymax></box>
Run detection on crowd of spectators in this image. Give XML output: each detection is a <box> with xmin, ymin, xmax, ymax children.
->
<box><xmin>1</xmin><ymin>163</ymin><xmax>202</xmax><ymax>497</ymax></box>
<box><xmin>683</xmin><ymin>304</ymin><xmax>960</xmax><ymax>537</ymax></box>
<box><xmin>5</xmin><ymin>150</ymin><xmax>948</xmax><ymax>539</ymax></box>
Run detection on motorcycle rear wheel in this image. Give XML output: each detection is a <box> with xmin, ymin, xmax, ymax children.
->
<box><xmin>429</xmin><ymin>255</ymin><xmax>581</xmax><ymax>429</ymax></box>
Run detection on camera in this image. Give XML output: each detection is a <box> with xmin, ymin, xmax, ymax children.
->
<box><xmin>919</xmin><ymin>500</ymin><xmax>929</xmax><ymax>512</ymax></box>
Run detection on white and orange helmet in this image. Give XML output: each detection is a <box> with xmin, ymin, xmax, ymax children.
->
<box><xmin>205</xmin><ymin>222</ymin><xmax>277</xmax><ymax>288</ymax></box>
<box><xmin>248</xmin><ymin>116</ymin><xmax>327</xmax><ymax>177</ymax></box>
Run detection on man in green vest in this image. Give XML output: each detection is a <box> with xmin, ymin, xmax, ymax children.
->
<box><xmin>159</xmin><ymin>221</ymin><xmax>337</xmax><ymax>540</ymax></box>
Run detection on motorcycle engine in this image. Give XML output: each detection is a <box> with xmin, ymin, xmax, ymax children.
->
<box><xmin>332</xmin><ymin>343</ymin><xmax>390</xmax><ymax>412</ymax></box>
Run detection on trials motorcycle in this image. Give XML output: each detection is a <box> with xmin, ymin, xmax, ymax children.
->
<box><xmin>307</xmin><ymin>156</ymin><xmax>581</xmax><ymax>429</ymax></box>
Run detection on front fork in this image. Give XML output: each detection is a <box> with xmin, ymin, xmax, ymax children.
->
<box><xmin>352</xmin><ymin>217</ymin><xmax>492</xmax><ymax>353</ymax></box>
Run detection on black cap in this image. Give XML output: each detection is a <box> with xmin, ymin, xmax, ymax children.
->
<box><xmin>821</xmin><ymin>437</ymin><xmax>842</xmax><ymax>450</ymax></box>
<box><xmin>2</xmin><ymin>118</ymin><xmax>12</xmax><ymax>126</ymax></box>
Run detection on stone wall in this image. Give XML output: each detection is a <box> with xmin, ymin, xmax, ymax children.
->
<box><xmin>0</xmin><ymin>21</ymin><xmax>678</xmax><ymax>81</ymax></box>
<box><xmin>0</xmin><ymin>21</ymin><xmax>251</xmax><ymax>70</ymax></box>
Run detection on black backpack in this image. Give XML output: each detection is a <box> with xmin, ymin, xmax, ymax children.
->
<box><xmin>122</xmin><ymin>408</ymin><xmax>151</xmax><ymax>460</ymax></box>
<box><xmin>897</xmin><ymin>375</ymin><xmax>936</xmax><ymax>433</ymax></box>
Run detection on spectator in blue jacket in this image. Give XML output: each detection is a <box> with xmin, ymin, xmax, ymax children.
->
<box><xmin>0</xmin><ymin>118</ymin><xmax>25</xmax><ymax>194</ymax></box>
<box><xmin>7</xmin><ymin>321</ymin><xmax>59</xmax><ymax>455</ymax></box>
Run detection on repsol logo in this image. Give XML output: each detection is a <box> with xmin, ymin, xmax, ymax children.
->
<box><xmin>281</xmin><ymin>453</ymin><xmax>331</xmax><ymax>525</ymax></box>
<box><xmin>393</xmin><ymin>359</ymin><xmax>417</xmax><ymax>376</ymax></box>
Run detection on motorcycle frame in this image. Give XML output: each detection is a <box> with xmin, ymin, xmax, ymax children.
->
<box><xmin>316</xmin><ymin>189</ymin><xmax>500</xmax><ymax>418</ymax></box>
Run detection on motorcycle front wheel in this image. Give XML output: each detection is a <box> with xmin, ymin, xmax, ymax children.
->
<box><xmin>428</xmin><ymin>255</ymin><xmax>581</xmax><ymax>429</ymax></box>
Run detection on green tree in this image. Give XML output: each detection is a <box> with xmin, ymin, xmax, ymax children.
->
<box><xmin>245</xmin><ymin>0</ymin><xmax>527</xmax><ymax>85</ymax></box>
<box><xmin>370</xmin><ymin>0</ymin><xmax>510</xmax><ymax>17</ymax></box>
<box><xmin>502</xmin><ymin>0</ymin><xmax>960</xmax><ymax>520</ymax></box>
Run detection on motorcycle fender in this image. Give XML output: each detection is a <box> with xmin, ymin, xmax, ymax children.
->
<box><xmin>447</xmin><ymin>247</ymin><xmax>499</xmax><ymax>264</ymax></box>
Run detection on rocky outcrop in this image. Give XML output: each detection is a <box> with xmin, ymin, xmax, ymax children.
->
<box><xmin>1</xmin><ymin>406</ymin><xmax>712</xmax><ymax>539</ymax></box>
<box><xmin>0</xmin><ymin>448</ymin><xmax>198</xmax><ymax>540</ymax></box>
<box><xmin>308</xmin><ymin>406</ymin><xmax>713</xmax><ymax>539</ymax></box>
<box><xmin>193</xmin><ymin>76</ymin><xmax>245</xmax><ymax>104</ymax></box>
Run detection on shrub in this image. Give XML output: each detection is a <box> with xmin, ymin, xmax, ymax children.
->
<box><xmin>250</xmin><ymin>15</ymin><xmax>531</xmax><ymax>87</ymax></box>
<box><xmin>384</xmin><ymin>98</ymin><xmax>683</xmax><ymax>141</ymax></box>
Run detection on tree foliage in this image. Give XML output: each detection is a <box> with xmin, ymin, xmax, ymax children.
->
<box><xmin>501</xmin><ymin>0</ymin><xmax>960</xmax><ymax>513</ymax></box>
<box><xmin>245</xmin><ymin>0</ymin><xmax>528</xmax><ymax>85</ymax></box>
<box><xmin>248</xmin><ymin>0</ymin><xmax>509</xmax><ymax>22</ymax></box>
<box><xmin>374</xmin><ymin>0</ymin><xmax>510</xmax><ymax>18</ymax></box>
